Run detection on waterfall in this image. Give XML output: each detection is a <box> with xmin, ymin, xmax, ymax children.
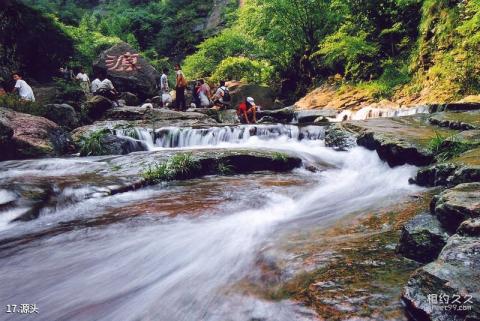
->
<box><xmin>115</xmin><ymin>125</ymin><xmax>325</xmax><ymax>150</ymax></box>
<box><xmin>333</xmin><ymin>105</ymin><xmax>430</xmax><ymax>122</ymax></box>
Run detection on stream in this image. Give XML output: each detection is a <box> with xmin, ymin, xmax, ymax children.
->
<box><xmin>0</xmin><ymin>124</ymin><xmax>422</xmax><ymax>321</ymax></box>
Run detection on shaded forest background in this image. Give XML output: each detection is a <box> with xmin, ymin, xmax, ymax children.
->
<box><xmin>1</xmin><ymin>0</ymin><xmax>480</xmax><ymax>103</ymax></box>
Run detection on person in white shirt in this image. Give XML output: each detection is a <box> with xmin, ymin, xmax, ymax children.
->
<box><xmin>12</xmin><ymin>73</ymin><xmax>35</xmax><ymax>102</ymax></box>
<box><xmin>75</xmin><ymin>68</ymin><xmax>91</xmax><ymax>97</ymax></box>
<box><xmin>96</xmin><ymin>70</ymin><xmax>119</xmax><ymax>106</ymax></box>
<box><xmin>91</xmin><ymin>76</ymin><xmax>101</xmax><ymax>94</ymax></box>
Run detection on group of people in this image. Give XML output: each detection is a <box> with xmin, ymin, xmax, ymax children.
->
<box><xmin>4</xmin><ymin>64</ymin><xmax>258</xmax><ymax>124</ymax></box>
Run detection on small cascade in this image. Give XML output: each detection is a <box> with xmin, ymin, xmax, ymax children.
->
<box><xmin>115</xmin><ymin>124</ymin><xmax>324</xmax><ymax>149</ymax></box>
<box><xmin>333</xmin><ymin>105</ymin><xmax>430</xmax><ymax>122</ymax></box>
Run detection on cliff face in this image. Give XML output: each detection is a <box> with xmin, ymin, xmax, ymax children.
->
<box><xmin>0</xmin><ymin>0</ymin><xmax>74</xmax><ymax>82</ymax></box>
<box><xmin>397</xmin><ymin>0</ymin><xmax>480</xmax><ymax>103</ymax></box>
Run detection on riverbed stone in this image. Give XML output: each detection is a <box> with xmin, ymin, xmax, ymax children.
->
<box><xmin>0</xmin><ymin>108</ymin><xmax>73</xmax><ymax>160</ymax></box>
<box><xmin>429</xmin><ymin>111</ymin><xmax>480</xmax><ymax>130</ymax></box>
<box><xmin>257</xmin><ymin>107</ymin><xmax>295</xmax><ymax>123</ymax></box>
<box><xmin>77</xmin><ymin>133</ymin><xmax>147</xmax><ymax>157</ymax></box>
<box><xmin>324</xmin><ymin>124</ymin><xmax>356</xmax><ymax>151</ymax></box>
<box><xmin>44</xmin><ymin>103</ymin><xmax>79</xmax><ymax>129</ymax></box>
<box><xmin>344</xmin><ymin>115</ymin><xmax>454</xmax><ymax>166</ymax></box>
<box><xmin>82</xmin><ymin>95</ymin><xmax>113</xmax><ymax>122</ymax></box>
<box><xmin>432</xmin><ymin>183</ymin><xmax>480</xmax><ymax>233</ymax></box>
<box><xmin>457</xmin><ymin>218</ymin><xmax>480</xmax><ymax>237</ymax></box>
<box><xmin>396</xmin><ymin>213</ymin><xmax>450</xmax><ymax>264</ymax></box>
<box><xmin>402</xmin><ymin>234</ymin><xmax>480</xmax><ymax>321</ymax></box>
<box><xmin>103</xmin><ymin>106</ymin><xmax>218</xmax><ymax>127</ymax></box>
<box><xmin>294</xmin><ymin>109</ymin><xmax>337</xmax><ymax>124</ymax></box>
<box><xmin>412</xmin><ymin>148</ymin><xmax>480</xmax><ymax>187</ymax></box>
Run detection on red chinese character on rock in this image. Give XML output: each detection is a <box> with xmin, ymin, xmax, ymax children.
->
<box><xmin>106</xmin><ymin>52</ymin><xmax>141</xmax><ymax>72</ymax></box>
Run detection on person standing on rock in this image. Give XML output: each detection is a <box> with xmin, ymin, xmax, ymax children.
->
<box><xmin>197</xmin><ymin>79</ymin><xmax>211</xmax><ymax>108</ymax></box>
<box><xmin>159</xmin><ymin>68</ymin><xmax>171</xmax><ymax>108</ymax></box>
<box><xmin>12</xmin><ymin>72</ymin><xmax>35</xmax><ymax>102</ymax></box>
<box><xmin>174</xmin><ymin>64</ymin><xmax>187</xmax><ymax>111</ymax></box>
<box><xmin>75</xmin><ymin>67</ymin><xmax>91</xmax><ymax>97</ymax></box>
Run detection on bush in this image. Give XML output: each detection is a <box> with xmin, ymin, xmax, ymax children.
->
<box><xmin>0</xmin><ymin>94</ymin><xmax>46</xmax><ymax>116</ymax></box>
<box><xmin>316</xmin><ymin>26</ymin><xmax>379</xmax><ymax>80</ymax></box>
<box><xmin>183</xmin><ymin>29</ymin><xmax>255</xmax><ymax>79</ymax></box>
<box><xmin>211</xmin><ymin>57</ymin><xmax>273</xmax><ymax>85</ymax></box>
<box><xmin>142</xmin><ymin>153</ymin><xmax>201</xmax><ymax>183</ymax></box>
<box><xmin>53</xmin><ymin>78</ymin><xmax>85</xmax><ymax>103</ymax></box>
<box><xmin>79</xmin><ymin>129</ymin><xmax>110</xmax><ymax>156</ymax></box>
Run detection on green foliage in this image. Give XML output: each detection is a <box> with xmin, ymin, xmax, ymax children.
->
<box><xmin>271</xmin><ymin>152</ymin><xmax>289</xmax><ymax>162</ymax></box>
<box><xmin>427</xmin><ymin>131</ymin><xmax>447</xmax><ymax>154</ymax></box>
<box><xmin>216</xmin><ymin>161</ymin><xmax>234</xmax><ymax>175</ymax></box>
<box><xmin>183</xmin><ymin>29</ymin><xmax>255</xmax><ymax>79</ymax></box>
<box><xmin>316</xmin><ymin>26</ymin><xmax>379</xmax><ymax>80</ymax></box>
<box><xmin>0</xmin><ymin>0</ymin><xmax>75</xmax><ymax>81</ymax></box>
<box><xmin>79</xmin><ymin>129</ymin><xmax>109</xmax><ymax>156</ymax></box>
<box><xmin>142</xmin><ymin>153</ymin><xmax>201</xmax><ymax>183</ymax></box>
<box><xmin>427</xmin><ymin>132</ymin><xmax>480</xmax><ymax>162</ymax></box>
<box><xmin>0</xmin><ymin>94</ymin><xmax>46</xmax><ymax>116</ymax></box>
<box><xmin>55</xmin><ymin>16</ymin><xmax>121</xmax><ymax>69</ymax></box>
<box><xmin>53</xmin><ymin>77</ymin><xmax>85</xmax><ymax>102</ymax></box>
<box><xmin>211</xmin><ymin>57</ymin><xmax>273</xmax><ymax>85</ymax></box>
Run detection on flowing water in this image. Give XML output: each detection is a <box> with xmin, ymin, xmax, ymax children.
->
<box><xmin>0</xmin><ymin>124</ymin><xmax>422</xmax><ymax>321</ymax></box>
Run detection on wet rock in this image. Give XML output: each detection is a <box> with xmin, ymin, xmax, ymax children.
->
<box><xmin>396</xmin><ymin>213</ymin><xmax>450</xmax><ymax>263</ymax></box>
<box><xmin>257</xmin><ymin>107</ymin><xmax>295</xmax><ymax>123</ymax></box>
<box><xmin>93</xmin><ymin>42</ymin><xmax>161</xmax><ymax>99</ymax></box>
<box><xmin>120</xmin><ymin>92</ymin><xmax>140</xmax><ymax>106</ymax></box>
<box><xmin>430</xmin><ymin>102</ymin><xmax>480</xmax><ymax>112</ymax></box>
<box><xmin>44</xmin><ymin>103</ymin><xmax>79</xmax><ymax>129</ymax></box>
<box><xmin>0</xmin><ymin>108</ymin><xmax>73</xmax><ymax>160</ymax></box>
<box><xmin>257</xmin><ymin>116</ymin><xmax>276</xmax><ymax>124</ymax></box>
<box><xmin>344</xmin><ymin>115</ymin><xmax>445</xmax><ymax>167</ymax></box>
<box><xmin>412</xmin><ymin>163</ymin><xmax>459</xmax><ymax>187</ymax></box>
<box><xmin>325</xmin><ymin>124</ymin><xmax>356</xmax><ymax>151</ymax></box>
<box><xmin>432</xmin><ymin>183</ymin><xmax>480</xmax><ymax>232</ymax></box>
<box><xmin>402</xmin><ymin>234</ymin><xmax>480</xmax><ymax>321</ymax></box>
<box><xmin>457</xmin><ymin>218</ymin><xmax>480</xmax><ymax>237</ymax></box>
<box><xmin>82</xmin><ymin>95</ymin><xmax>113</xmax><ymax>121</ymax></box>
<box><xmin>103</xmin><ymin>107</ymin><xmax>218</xmax><ymax>127</ymax></box>
<box><xmin>294</xmin><ymin>109</ymin><xmax>336</xmax><ymax>124</ymax></box>
<box><xmin>88</xmin><ymin>134</ymin><xmax>147</xmax><ymax>156</ymax></box>
<box><xmin>429</xmin><ymin>111</ymin><xmax>480</xmax><ymax>130</ymax></box>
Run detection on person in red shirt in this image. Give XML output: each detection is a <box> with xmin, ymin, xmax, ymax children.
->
<box><xmin>237</xmin><ymin>97</ymin><xmax>257</xmax><ymax>124</ymax></box>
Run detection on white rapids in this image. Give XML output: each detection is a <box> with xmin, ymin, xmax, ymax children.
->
<box><xmin>0</xmin><ymin>125</ymin><xmax>422</xmax><ymax>321</ymax></box>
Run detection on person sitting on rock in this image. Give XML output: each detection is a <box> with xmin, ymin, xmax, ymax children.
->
<box><xmin>197</xmin><ymin>79</ymin><xmax>211</xmax><ymax>108</ymax></box>
<box><xmin>91</xmin><ymin>72</ymin><xmax>101</xmax><ymax>95</ymax></box>
<box><xmin>237</xmin><ymin>97</ymin><xmax>257</xmax><ymax>124</ymax></box>
<box><xmin>211</xmin><ymin>80</ymin><xmax>231</xmax><ymax>110</ymax></box>
<box><xmin>12</xmin><ymin>72</ymin><xmax>35</xmax><ymax>102</ymax></box>
<box><xmin>75</xmin><ymin>67</ymin><xmax>91</xmax><ymax>97</ymax></box>
<box><xmin>96</xmin><ymin>70</ymin><xmax>119</xmax><ymax>106</ymax></box>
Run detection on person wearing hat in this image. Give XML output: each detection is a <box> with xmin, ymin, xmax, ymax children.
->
<box><xmin>237</xmin><ymin>97</ymin><xmax>257</xmax><ymax>124</ymax></box>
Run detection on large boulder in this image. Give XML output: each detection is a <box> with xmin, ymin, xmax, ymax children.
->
<box><xmin>402</xmin><ymin>235</ymin><xmax>480</xmax><ymax>321</ymax></box>
<box><xmin>44</xmin><ymin>104</ymin><xmax>79</xmax><ymax>129</ymax></box>
<box><xmin>82</xmin><ymin>95</ymin><xmax>113</xmax><ymax>122</ymax></box>
<box><xmin>93</xmin><ymin>42</ymin><xmax>161</xmax><ymax>99</ymax></box>
<box><xmin>227</xmin><ymin>82</ymin><xmax>276</xmax><ymax>110</ymax></box>
<box><xmin>396</xmin><ymin>213</ymin><xmax>450</xmax><ymax>264</ymax></box>
<box><xmin>432</xmin><ymin>183</ymin><xmax>480</xmax><ymax>233</ymax></box>
<box><xmin>0</xmin><ymin>108</ymin><xmax>73</xmax><ymax>160</ymax></box>
<box><xmin>79</xmin><ymin>133</ymin><xmax>147</xmax><ymax>157</ymax></box>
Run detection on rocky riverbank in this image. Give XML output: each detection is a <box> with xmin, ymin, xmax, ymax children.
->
<box><xmin>325</xmin><ymin>104</ymin><xmax>480</xmax><ymax>320</ymax></box>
